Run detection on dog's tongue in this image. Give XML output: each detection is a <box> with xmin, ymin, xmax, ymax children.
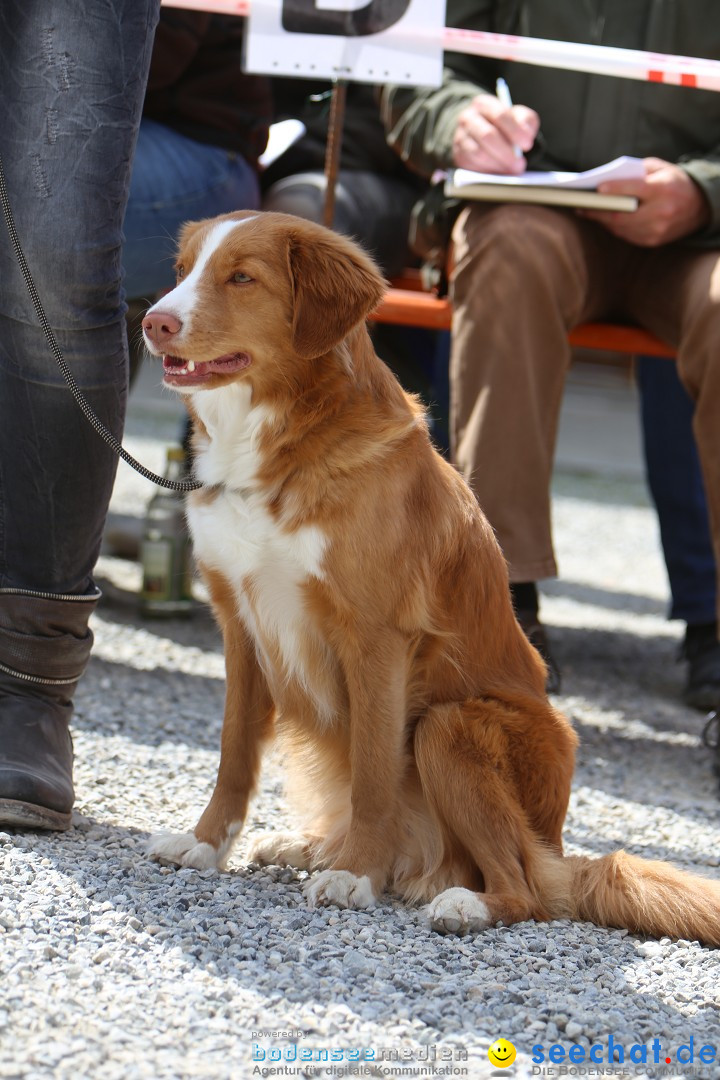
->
<box><xmin>196</xmin><ymin>353</ymin><xmax>250</xmax><ymax>375</ymax></box>
<box><xmin>162</xmin><ymin>353</ymin><xmax>251</xmax><ymax>378</ymax></box>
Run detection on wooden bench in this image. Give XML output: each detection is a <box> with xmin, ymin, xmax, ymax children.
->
<box><xmin>371</xmin><ymin>273</ymin><xmax>676</xmax><ymax>360</ymax></box>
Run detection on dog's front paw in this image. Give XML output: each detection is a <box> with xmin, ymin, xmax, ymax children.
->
<box><xmin>147</xmin><ymin>831</ymin><xmax>221</xmax><ymax>871</ymax></box>
<box><xmin>426</xmin><ymin>887</ymin><xmax>492</xmax><ymax>935</ymax></box>
<box><xmin>305</xmin><ymin>869</ymin><xmax>375</xmax><ymax>910</ymax></box>
<box><xmin>246</xmin><ymin>830</ymin><xmax>313</xmax><ymax>870</ymax></box>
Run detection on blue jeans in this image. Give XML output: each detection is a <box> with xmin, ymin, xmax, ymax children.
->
<box><xmin>638</xmin><ymin>356</ymin><xmax>717</xmax><ymax>625</ymax></box>
<box><xmin>0</xmin><ymin>0</ymin><xmax>160</xmax><ymax>593</ymax></box>
<box><xmin>123</xmin><ymin>119</ymin><xmax>261</xmax><ymax>301</ymax></box>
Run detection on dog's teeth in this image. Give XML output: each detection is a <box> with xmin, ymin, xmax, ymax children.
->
<box><xmin>187</xmin><ymin>360</ymin><xmax>195</xmax><ymax>372</ymax></box>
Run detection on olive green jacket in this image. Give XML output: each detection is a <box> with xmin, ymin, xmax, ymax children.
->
<box><xmin>381</xmin><ymin>0</ymin><xmax>720</xmax><ymax>241</ymax></box>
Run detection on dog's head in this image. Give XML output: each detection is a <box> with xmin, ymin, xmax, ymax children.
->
<box><xmin>142</xmin><ymin>211</ymin><xmax>387</xmax><ymax>395</ymax></box>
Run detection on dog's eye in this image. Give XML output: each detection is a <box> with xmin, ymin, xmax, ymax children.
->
<box><xmin>231</xmin><ymin>272</ymin><xmax>252</xmax><ymax>284</ymax></box>
<box><xmin>176</xmin><ymin>266</ymin><xmax>185</xmax><ymax>281</ymax></box>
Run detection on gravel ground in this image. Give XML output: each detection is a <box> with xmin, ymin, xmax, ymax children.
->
<box><xmin>1</xmin><ymin>394</ymin><xmax>719</xmax><ymax>1080</ymax></box>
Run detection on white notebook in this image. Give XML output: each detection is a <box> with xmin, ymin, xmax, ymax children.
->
<box><xmin>445</xmin><ymin>155</ymin><xmax>645</xmax><ymax>212</ymax></box>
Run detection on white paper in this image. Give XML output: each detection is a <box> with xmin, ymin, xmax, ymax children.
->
<box><xmin>451</xmin><ymin>155</ymin><xmax>646</xmax><ymax>190</ymax></box>
<box><xmin>246</xmin><ymin>0</ymin><xmax>445</xmax><ymax>87</ymax></box>
<box><xmin>258</xmin><ymin>119</ymin><xmax>307</xmax><ymax>168</ymax></box>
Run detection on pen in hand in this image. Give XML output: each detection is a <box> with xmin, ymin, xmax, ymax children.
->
<box><xmin>495</xmin><ymin>77</ymin><xmax>523</xmax><ymax>160</ymax></box>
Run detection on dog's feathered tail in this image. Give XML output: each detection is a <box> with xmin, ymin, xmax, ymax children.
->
<box><xmin>535</xmin><ymin>846</ymin><xmax>720</xmax><ymax>946</ymax></box>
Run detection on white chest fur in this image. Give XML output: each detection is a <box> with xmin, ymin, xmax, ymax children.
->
<box><xmin>187</xmin><ymin>385</ymin><xmax>329</xmax><ymax>706</ymax></box>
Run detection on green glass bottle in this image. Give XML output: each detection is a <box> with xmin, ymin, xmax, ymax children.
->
<box><xmin>140</xmin><ymin>447</ymin><xmax>194</xmax><ymax>616</ymax></box>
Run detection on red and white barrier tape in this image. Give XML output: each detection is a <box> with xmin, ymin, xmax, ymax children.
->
<box><xmin>443</xmin><ymin>28</ymin><xmax>720</xmax><ymax>91</ymax></box>
<box><xmin>161</xmin><ymin>0</ymin><xmax>720</xmax><ymax>91</ymax></box>
<box><xmin>163</xmin><ymin>0</ymin><xmax>250</xmax><ymax>13</ymax></box>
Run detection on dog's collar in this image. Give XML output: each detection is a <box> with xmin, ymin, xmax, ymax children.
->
<box><xmin>190</xmin><ymin>480</ymin><xmax>255</xmax><ymax>501</ymax></box>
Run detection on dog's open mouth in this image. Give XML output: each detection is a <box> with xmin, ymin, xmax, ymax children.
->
<box><xmin>162</xmin><ymin>353</ymin><xmax>251</xmax><ymax>384</ymax></box>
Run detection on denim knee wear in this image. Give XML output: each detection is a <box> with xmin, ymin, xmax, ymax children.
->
<box><xmin>0</xmin><ymin>0</ymin><xmax>160</xmax><ymax>592</ymax></box>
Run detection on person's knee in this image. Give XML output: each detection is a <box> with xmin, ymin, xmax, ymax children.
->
<box><xmin>454</xmin><ymin>203</ymin><xmax>570</xmax><ymax>261</ymax></box>
<box><xmin>677</xmin><ymin>295</ymin><xmax>720</xmax><ymax>399</ymax></box>
<box><xmin>4</xmin><ymin>232</ymin><xmax>124</xmax><ymax>333</ymax></box>
<box><xmin>451</xmin><ymin>203</ymin><xmax>586</xmax><ymax>318</ymax></box>
<box><xmin>262</xmin><ymin>172</ymin><xmax>366</xmax><ymax>245</ymax></box>
<box><xmin>262</xmin><ymin>173</ymin><xmax>327</xmax><ymax>225</ymax></box>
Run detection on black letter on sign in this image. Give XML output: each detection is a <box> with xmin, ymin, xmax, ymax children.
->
<box><xmin>282</xmin><ymin>0</ymin><xmax>411</xmax><ymax>36</ymax></box>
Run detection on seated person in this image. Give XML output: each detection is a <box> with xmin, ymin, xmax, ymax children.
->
<box><xmin>381</xmin><ymin>1</ymin><xmax>720</xmax><ymax>708</ymax></box>
<box><xmin>262</xmin><ymin>78</ymin><xmax>424</xmax><ymax>278</ymax></box>
<box><xmin>123</xmin><ymin>9</ymin><xmax>272</xmax><ymax>374</ymax></box>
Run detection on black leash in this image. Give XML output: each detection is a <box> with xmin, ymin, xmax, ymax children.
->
<box><xmin>0</xmin><ymin>154</ymin><xmax>202</xmax><ymax>493</ymax></box>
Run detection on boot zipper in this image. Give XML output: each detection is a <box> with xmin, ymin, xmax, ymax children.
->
<box><xmin>0</xmin><ymin>587</ymin><xmax>101</xmax><ymax>603</ymax></box>
<box><xmin>0</xmin><ymin>658</ymin><xmax>78</xmax><ymax>686</ymax></box>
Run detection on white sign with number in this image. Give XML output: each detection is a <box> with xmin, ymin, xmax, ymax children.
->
<box><xmin>246</xmin><ymin>0</ymin><xmax>445</xmax><ymax>85</ymax></box>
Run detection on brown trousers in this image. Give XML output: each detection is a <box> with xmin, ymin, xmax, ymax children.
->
<box><xmin>449</xmin><ymin>203</ymin><xmax>720</xmax><ymax>620</ymax></box>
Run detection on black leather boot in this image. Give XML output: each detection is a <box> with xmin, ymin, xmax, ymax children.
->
<box><xmin>0</xmin><ymin>587</ymin><xmax>100</xmax><ymax>830</ymax></box>
<box><xmin>682</xmin><ymin>622</ymin><xmax>720</xmax><ymax>712</ymax></box>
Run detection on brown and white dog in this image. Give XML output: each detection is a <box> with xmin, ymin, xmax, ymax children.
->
<box><xmin>143</xmin><ymin>211</ymin><xmax>720</xmax><ymax>944</ymax></box>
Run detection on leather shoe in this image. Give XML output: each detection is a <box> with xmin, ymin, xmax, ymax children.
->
<box><xmin>682</xmin><ymin>631</ymin><xmax>720</xmax><ymax>712</ymax></box>
<box><xmin>0</xmin><ymin>587</ymin><xmax>99</xmax><ymax>831</ymax></box>
<box><xmin>0</xmin><ymin>678</ymin><xmax>74</xmax><ymax>830</ymax></box>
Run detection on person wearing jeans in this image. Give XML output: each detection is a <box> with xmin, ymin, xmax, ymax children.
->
<box><xmin>0</xmin><ymin>0</ymin><xmax>160</xmax><ymax>829</ymax></box>
<box><xmin>124</xmin><ymin>120</ymin><xmax>262</xmax><ymax>303</ymax></box>
<box><xmin>638</xmin><ymin>357</ymin><xmax>719</xmax><ymax>710</ymax></box>
<box><xmin>123</xmin><ymin>10</ymin><xmax>271</xmax><ymax>307</ymax></box>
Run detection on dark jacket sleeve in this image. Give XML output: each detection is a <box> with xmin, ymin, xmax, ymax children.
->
<box><xmin>379</xmin><ymin>0</ymin><xmax>499</xmax><ymax>178</ymax></box>
<box><xmin>143</xmin><ymin>12</ymin><xmax>272</xmax><ymax>166</ymax></box>
<box><xmin>679</xmin><ymin>158</ymin><xmax>720</xmax><ymax>239</ymax></box>
<box><xmin>381</xmin><ymin>0</ymin><xmax>720</xmax><ymax>244</ymax></box>
<box><xmin>145</xmin><ymin>13</ymin><xmax>209</xmax><ymax>91</ymax></box>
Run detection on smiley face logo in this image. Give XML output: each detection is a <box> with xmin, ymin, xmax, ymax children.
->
<box><xmin>488</xmin><ymin>1039</ymin><xmax>517</xmax><ymax>1068</ymax></box>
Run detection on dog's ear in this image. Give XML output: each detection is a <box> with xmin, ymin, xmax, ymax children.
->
<box><xmin>176</xmin><ymin>218</ymin><xmax>210</xmax><ymax>252</ymax></box>
<box><xmin>287</xmin><ymin>227</ymin><xmax>387</xmax><ymax>359</ymax></box>
<box><xmin>174</xmin><ymin>218</ymin><xmax>214</xmax><ymax>279</ymax></box>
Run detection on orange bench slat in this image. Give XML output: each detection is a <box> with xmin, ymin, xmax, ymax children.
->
<box><xmin>370</xmin><ymin>279</ymin><xmax>675</xmax><ymax>359</ymax></box>
<box><xmin>567</xmin><ymin>322</ymin><xmax>675</xmax><ymax>358</ymax></box>
<box><xmin>372</xmin><ymin>287</ymin><xmax>453</xmax><ymax>330</ymax></box>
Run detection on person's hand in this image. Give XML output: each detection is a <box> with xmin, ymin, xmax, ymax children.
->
<box><xmin>452</xmin><ymin>93</ymin><xmax>540</xmax><ymax>175</ymax></box>
<box><xmin>581</xmin><ymin>158</ymin><xmax>710</xmax><ymax>246</ymax></box>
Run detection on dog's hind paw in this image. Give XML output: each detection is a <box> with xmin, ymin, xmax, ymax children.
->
<box><xmin>305</xmin><ymin>869</ymin><xmax>375</xmax><ymax>910</ymax></box>
<box><xmin>246</xmin><ymin>830</ymin><xmax>313</xmax><ymax>870</ymax></box>
<box><xmin>426</xmin><ymin>887</ymin><xmax>492</xmax><ymax>935</ymax></box>
<box><xmin>147</xmin><ymin>831</ymin><xmax>221</xmax><ymax>871</ymax></box>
